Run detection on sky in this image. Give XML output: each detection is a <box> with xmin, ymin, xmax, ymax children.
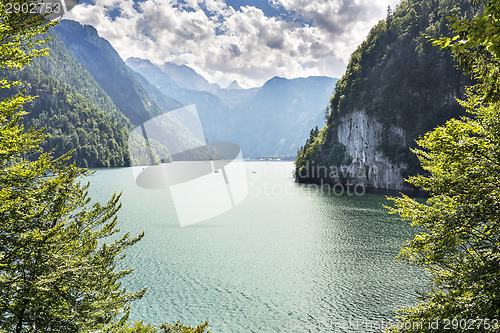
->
<box><xmin>65</xmin><ymin>0</ymin><xmax>401</xmax><ymax>88</ymax></box>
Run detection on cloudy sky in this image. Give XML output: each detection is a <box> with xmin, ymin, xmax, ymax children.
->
<box><xmin>66</xmin><ymin>0</ymin><xmax>401</xmax><ymax>88</ymax></box>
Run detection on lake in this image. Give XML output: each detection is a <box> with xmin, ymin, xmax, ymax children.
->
<box><xmin>87</xmin><ymin>161</ymin><xmax>425</xmax><ymax>332</ymax></box>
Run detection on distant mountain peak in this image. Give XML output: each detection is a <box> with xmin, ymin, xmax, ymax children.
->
<box><xmin>127</xmin><ymin>57</ymin><xmax>156</xmax><ymax>68</ymax></box>
<box><xmin>60</xmin><ymin>19</ymin><xmax>98</xmax><ymax>35</ymax></box>
<box><xmin>161</xmin><ymin>62</ymin><xmax>197</xmax><ymax>76</ymax></box>
<box><xmin>263</xmin><ymin>76</ymin><xmax>288</xmax><ymax>88</ymax></box>
<box><xmin>226</xmin><ymin>80</ymin><xmax>242</xmax><ymax>90</ymax></box>
<box><xmin>159</xmin><ymin>62</ymin><xmax>221</xmax><ymax>92</ymax></box>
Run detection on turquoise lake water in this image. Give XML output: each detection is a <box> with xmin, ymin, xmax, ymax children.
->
<box><xmin>87</xmin><ymin>162</ymin><xmax>426</xmax><ymax>332</ymax></box>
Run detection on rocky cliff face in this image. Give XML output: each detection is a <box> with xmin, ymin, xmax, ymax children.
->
<box><xmin>336</xmin><ymin>110</ymin><xmax>409</xmax><ymax>190</ymax></box>
<box><xmin>294</xmin><ymin>0</ymin><xmax>473</xmax><ymax>192</ymax></box>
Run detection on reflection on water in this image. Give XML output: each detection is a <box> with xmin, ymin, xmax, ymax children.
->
<box><xmin>87</xmin><ymin>162</ymin><xmax>425</xmax><ymax>332</ymax></box>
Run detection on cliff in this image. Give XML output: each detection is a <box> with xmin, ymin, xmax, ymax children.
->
<box><xmin>336</xmin><ymin>110</ymin><xmax>407</xmax><ymax>190</ymax></box>
<box><xmin>295</xmin><ymin>0</ymin><xmax>477</xmax><ymax>191</ymax></box>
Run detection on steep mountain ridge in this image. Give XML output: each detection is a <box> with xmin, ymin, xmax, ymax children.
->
<box><xmin>54</xmin><ymin>21</ymin><xmax>182</xmax><ymax>125</ymax></box>
<box><xmin>51</xmin><ymin>21</ymin><xmax>214</xmax><ymax>164</ymax></box>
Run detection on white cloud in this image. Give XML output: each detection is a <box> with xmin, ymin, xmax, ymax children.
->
<box><xmin>65</xmin><ymin>0</ymin><xmax>400</xmax><ymax>88</ymax></box>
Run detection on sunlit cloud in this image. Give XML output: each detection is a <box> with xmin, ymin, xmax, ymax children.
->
<box><xmin>65</xmin><ymin>0</ymin><xmax>400</xmax><ymax>88</ymax></box>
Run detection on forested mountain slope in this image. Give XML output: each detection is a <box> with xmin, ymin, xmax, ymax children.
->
<box><xmin>0</xmin><ymin>31</ymin><xmax>132</xmax><ymax>167</ymax></box>
<box><xmin>295</xmin><ymin>0</ymin><xmax>477</xmax><ymax>190</ymax></box>
<box><xmin>54</xmin><ymin>20</ymin><xmax>182</xmax><ymax>125</ymax></box>
<box><xmin>0</xmin><ymin>21</ymin><xmax>194</xmax><ymax>167</ymax></box>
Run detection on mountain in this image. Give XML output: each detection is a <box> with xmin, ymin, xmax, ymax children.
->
<box><xmin>226</xmin><ymin>80</ymin><xmax>242</xmax><ymax>90</ymax></box>
<box><xmin>295</xmin><ymin>0</ymin><xmax>477</xmax><ymax>191</ymax></box>
<box><xmin>6</xmin><ymin>18</ymin><xmax>334</xmax><ymax>166</ymax></box>
<box><xmin>238</xmin><ymin>76</ymin><xmax>337</xmax><ymax>157</ymax></box>
<box><xmin>53</xmin><ymin>21</ymin><xmax>182</xmax><ymax>125</ymax></box>
<box><xmin>1</xmin><ymin>20</ymin><xmax>215</xmax><ymax>167</ymax></box>
<box><xmin>51</xmin><ymin>21</ymin><xmax>215</xmax><ymax>164</ymax></box>
<box><xmin>125</xmin><ymin>57</ymin><xmax>237</xmax><ymax>145</ymax></box>
<box><xmin>129</xmin><ymin>70</ymin><xmax>184</xmax><ymax>114</ymax></box>
<box><xmin>160</xmin><ymin>62</ymin><xmax>221</xmax><ymax>92</ymax></box>
<box><xmin>126</xmin><ymin>58</ymin><xmax>338</xmax><ymax>158</ymax></box>
<box><xmin>0</xmin><ymin>30</ymin><xmax>133</xmax><ymax>167</ymax></box>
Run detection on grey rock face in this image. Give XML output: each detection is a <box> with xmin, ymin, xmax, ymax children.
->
<box><xmin>336</xmin><ymin>110</ymin><xmax>409</xmax><ymax>190</ymax></box>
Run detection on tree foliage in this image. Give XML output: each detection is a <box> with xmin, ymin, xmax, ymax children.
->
<box><xmin>116</xmin><ymin>321</ymin><xmax>211</xmax><ymax>333</ymax></box>
<box><xmin>0</xmin><ymin>4</ymin><xmax>145</xmax><ymax>331</ymax></box>
<box><xmin>158</xmin><ymin>321</ymin><xmax>210</xmax><ymax>333</ymax></box>
<box><xmin>435</xmin><ymin>0</ymin><xmax>500</xmax><ymax>101</ymax></box>
<box><xmin>387</xmin><ymin>0</ymin><xmax>500</xmax><ymax>331</ymax></box>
